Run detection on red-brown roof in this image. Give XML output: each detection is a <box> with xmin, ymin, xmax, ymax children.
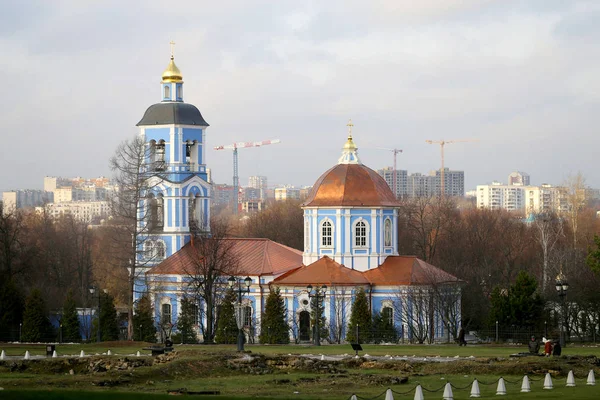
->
<box><xmin>272</xmin><ymin>256</ymin><xmax>460</xmax><ymax>287</ymax></box>
<box><xmin>272</xmin><ymin>256</ymin><xmax>370</xmax><ymax>286</ymax></box>
<box><xmin>363</xmin><ymin>256</ymin><xmax>461</xmax><ymax>285</ymax></box>
<box><xmin>147</xmin><ymin>238</ymin><xmax>303</xmax><ymax>276</ymax></box>
<box><xmin>302</xmin><ymin>163</ymin><xmax>400</xmax><ymax>207</ymax></box>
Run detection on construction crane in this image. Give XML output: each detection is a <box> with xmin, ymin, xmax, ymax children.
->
<box><xmin>374</xmin><ymin>148</ymin><xmax>403</xmax><ymax>198</ymax></box>
<box><xmin>214</xmin><ymin>139</ymin><xmax>281</xmax><ymax>214</ymax></box>
<box><xmin>425</xmin><ymin>139</ymin><xmax>477</xmax><ymax>198</ymax></box>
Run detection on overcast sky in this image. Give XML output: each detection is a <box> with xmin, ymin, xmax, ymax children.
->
<box><xmin>1</xmin><ymin>0</ymin><xmax>598</xmax><ymax>193</ymax></box>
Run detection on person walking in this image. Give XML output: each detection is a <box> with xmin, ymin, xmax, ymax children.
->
<box><xmin>544</xmin><ymin>338</ymin><xmax>553</xmax><ymax>357</ymax></box>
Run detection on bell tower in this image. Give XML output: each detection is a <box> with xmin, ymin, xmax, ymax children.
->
<box><xmin>136</xmin><ymin>43</ymin><xmax>212</xmax><ymax>272</ymax></box>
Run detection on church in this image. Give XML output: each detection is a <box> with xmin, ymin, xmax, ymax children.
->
<box><xmin>136</xmin><ymin>51</ymin><xmax>462</xmax><ymax>343</ymax></box>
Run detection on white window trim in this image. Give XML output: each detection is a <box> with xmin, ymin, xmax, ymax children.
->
<box><xmin>352</xmin><ymin>218</ymin><xmax>369</xmax><ymax>248</ymax></box>
<box><xmin>320</xmin><ymin>218</ymin><xmax>334</xmax><ymax>248</ymax></box>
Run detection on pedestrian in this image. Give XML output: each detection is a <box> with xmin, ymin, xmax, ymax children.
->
<box><xmin>528</xmin><ymin>336</ymin><xmax>540</xmax><ymax>354</ymax></box>
<box><xmin>553</xmin><ymin>340</ymin><xmax>562</xmax><ymax>356</ymax></box>
<box><xmin>544</xmin><ymin>338</ymin><xmax>553</xmax><ymax>357</ymax></box>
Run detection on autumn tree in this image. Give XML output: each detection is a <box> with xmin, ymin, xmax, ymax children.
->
<box><xmin>346</xmin><ymin>287</ymin><xmax>371</xmax><ymax>343</ymax></box>
<box><xmin>108</xmin><ymin>134</ymin><xmax>162</xmax><ymax>340</ymax></box>
<box><xmin>259</xmin><ymin>287</ymin><xmax>290</xmax><ymax>344</ymax></box>
<box><xmin>240</xmin><ymin>200</ymin><xmax>303</xmax><ymax>250</ymax></box>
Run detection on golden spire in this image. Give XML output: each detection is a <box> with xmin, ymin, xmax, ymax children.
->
<box><xmin>162</xmin><ymin>41</ymin><xmax>183</xmax><ymax>83</ymax></box>
<box><xmin>343</xmin><ymin>119</ymin><xmax>357</xmax><ymax>151</ymax></box>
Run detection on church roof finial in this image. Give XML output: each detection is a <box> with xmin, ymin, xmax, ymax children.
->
<box><xmin>162</xmin><ymin>40</ymin><xmax>183</xmax><ymax>83</ymax></box>
<box><xmin>339</xmin><ymin>119</ymin><xmax>361</xmax><ymax>164</ymax></box>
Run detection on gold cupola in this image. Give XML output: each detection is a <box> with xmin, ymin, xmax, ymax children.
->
<box><xmin>338</xmin><ymin>119</ymin><xmax>361</xmax><ymax>164</ymax></box>
<box><xmin>162</xmin><ymin>55</ymin><xmax>183</xmax><ymax>83</ymax></box>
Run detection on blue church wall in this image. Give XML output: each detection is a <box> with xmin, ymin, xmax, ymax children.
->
<box><xmin>175</xmin><ymin>199</ymin><xmax>180</xmax><ymax>227</ymax></box>
<box><xmin>176</xmin><ymin>83</ymin><xmax>183</xmax><ymax>101</ymax></box>
<box><xmin>167</xmin><ymin>199</ymin><xmax>173</xmax><ymax>227</ymax></box>
<box><xmin>173</xmin><ymin>131</ymin><xmax>180</xmax><ymax>162</ymax></box>
<box><xmin>182</xmin><ymin>128</ymin><xmax>203</xmax><ymax>143</ymax></box>
<box><xmin>145</xmin><ymin>128</ymin><xmax>170</xmax><ymax>143</ymax></box>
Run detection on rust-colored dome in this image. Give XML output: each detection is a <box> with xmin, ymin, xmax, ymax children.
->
<box><xmin>302</xmin><ymin>163</ymin><xmax>400</xmax><ymax>207</ymax></box>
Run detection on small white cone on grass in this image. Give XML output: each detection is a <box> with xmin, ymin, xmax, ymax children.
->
<box><xmin>384</xmin><ymin>388</ymin><xmax>394</xmax><ymax>400</ymax></box>
<box><xmin>543</xmin><ymin>373</ymin><xmax>553</xmax><ymax>389</ymax></box>
<box><xmin>0</xmin><ymin>350</ymin><xmax>5</xmax><ymax>360</ymax></box>
<box><xmin>52</xmin><ymin>350</ymin><xmax>57</xmax><ymax>358</ymax></box>
<box><xmin>350</xmin><ymin>396</ymin><xmax>358</xmax><ymax>400</ymax></box>
<box><xmin>442</xmin><ymin>382</ymin><xmax>453</xmax><ymax>400</ymax></box>
<box><xmin>321</xmin><ymin>354</ymin><xmax>324</xmax><ymax>361</ymax></box>
<box><xmin>521</xmin><ymin>376</ymin><xmax>531</xmax><ymax>393</ymax></box>
<box><xmin>413</xmin><ymin>385</ymin><xmax>424</xmax><ymax>400</ymax></box>
<box><xmin>107</xmin><ymin>350</ymin><xmax>112</xmax><ymax>356</ymax></box>
<box><xmin>470</xmin><ymin>379</ymin><xmax>480</xmax><ymax>398</ymax></box>
<box><xmin>79</xmin><ymin>350</ymin><xmax>85</xmax><ymax>358</ymax></box>
<box><xmin>566</xmin><ymin>370</ymin><xmax>576</xmax><ymax>387</ymax></box>
<box><xmin>496</xmin><ymin>378</ymin><xmax>507</xmax><ymax>395</ymax></box>
<box><xmin>587</xmin><ymin>370</ymin><xmax>596</xmax><ymax>386</ymax></box>
<box><xmin>24</xmin><ymin>351</ymin><xmax>30</xmax><ymax>360</ymax></box>
<box><xmin>136</xmin><ymin>351</ymin><xmax>141</xmax><ymax>357</ymax></box>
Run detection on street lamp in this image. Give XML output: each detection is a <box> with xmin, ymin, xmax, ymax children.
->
<box><xmin>89</xmin><ymin>286</ymin><xmax>101</xmax><ymax>343</ymax></box>
<box><xmin>307</xmin><ymin>284</ymin><xmax>327</xmax><ymax>346</ymax></box>
<box><xmin>555</xmin><ymin>272</ymin><xmax>569</xmax><ymax>348</ymax></box>
<box><xmin>228</xmin><ymin>276</ymin><xmax>252</xmax><ymax>352</ymax></box>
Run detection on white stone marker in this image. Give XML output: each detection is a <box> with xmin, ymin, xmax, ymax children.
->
<box><xmin>52</xmin><ymin>350</ymin><xmax>57</xmax><ymax>358</ymax></box>
<box><xmin>413</xmin><ymin>385</ymin><xmax>424</xmax><ymax>400</ymax></box>
<box><xmin>384</xmin><ymin>388</ymin><xmax>394</xmax><ymax>400</ymax></box>
<box><xmin>496</xmin><ymin>378</ymin><xmax>506</xmax><ymax>395</ymax></box>
<box><xmin>566</xmin><ymin>370</ymin><xmax>576</xmax><ymax>387</ymax></box>
<box><xmin>442</xmin><ymin>382</ymin><xmax>453</xmax><ymax>400</ymax></box>
<box><xmin>587</xmin><ymin>369</ymin><xmax>596</xmax><ymax>386</ymax></box>
<box><xmin>79</xmin><ymin>350</ymin><xmax>85</xmax><ymax>358</ymax></box>
<box><xmin>543</xmin><ymin>372</ymin><xmax>553</xmax><ymax>389</ymax></box>
<box><xmin>470</xmin><ymin>379</ymin><xmax>480</xmax><ymax>398</ymax></box>
<box><xmin>0</xmin><ymin>350</ymin><xmax>5</xmax><ymax>360</ymax></box>
<box><xmin>521</xmin><ymin>375</ymin><xmax>531</xmax><ymax>392</ymax></box>
<box><xmin>24</xmin><ymin>351</ymin><xmax>30</xmax><ymax>360</ymax></box>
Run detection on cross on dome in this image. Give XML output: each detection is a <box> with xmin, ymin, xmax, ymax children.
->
<box><xmin>338</xmin><ymin>119</ymin><xmax>361</xmax><ymax>165</ymax></box>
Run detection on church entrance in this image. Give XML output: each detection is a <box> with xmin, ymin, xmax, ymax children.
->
<box><xmin>299</xmin><ymin>311</ymin><xmax>310</xmax><ymax>341</ymax></box>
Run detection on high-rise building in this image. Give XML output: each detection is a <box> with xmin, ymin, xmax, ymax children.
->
<box><xmin>248</xmin><ymin>175</ymin><xmax>268</xmax><ymax>200</ymax></box>
<box><xmin>2</xmin><ymin>190</ymin><xmax>54</xmax><ymax>215</ymax></box>
<box><xmin>508</xmin><ymin>171</ymin><xmax>530</xmax><ymax>186</ymax></box>
<box><xmin>477</xmin><ymin>182</ymin><xmax>568</xmax><ymax>214</ymax></box>
<box><xmin>275</xmin><ymin>186</ymin><xmax>301</xmax><ymax>201</ymax></box>
<box><xmin>377</xmin><ymin>167</ymin><xmax>408</xmax><ymax>198</ymax></box>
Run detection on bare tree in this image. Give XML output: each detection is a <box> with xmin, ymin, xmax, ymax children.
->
<box><xmin>182</xmin><ymin>219</ymin><xmax>239</xmax><ymax>343</ymax></box>
<box><xmin>560</xmin><ymin>172</ymin><xmax>587</xmax><ymax>249</ymax></box>
<box><xmin>392</xmin><ymin>288</ymin><xmax>431</xmax><ymax>344</ymax></box>
<box><xmin>108</xmin><ymin>135</ymin><xmax>162</xmax><ymax>340</ymax></box>
<box><xmin>329</xmin><ymin>286</ymin><xmax>351</xmax><ymax>344</ymax></box>
<box><xmin>532</xmin><ymin>212</ymin><xmax>565</xmax><ymax>291</ymax></box>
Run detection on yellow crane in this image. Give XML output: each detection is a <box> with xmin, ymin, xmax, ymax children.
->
<box><xmin>425</xmin><ymin>139</ymin><xmax>477</xmax><ymax>197</ymax></box>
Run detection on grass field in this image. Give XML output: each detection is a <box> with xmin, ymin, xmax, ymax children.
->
<box><xmin>1</xmin><ymin>342</ymin><xmax>600</xmax><ymax>399</ymax></box>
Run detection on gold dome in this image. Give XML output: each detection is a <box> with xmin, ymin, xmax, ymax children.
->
<box><xmin>343</xmin><ymin>134</ymin><xmax>357</xmax><ymax>151</ymax></box>
<box><xmin>162</xmin><ymin>56</ymin><xmax>183</xmax><ymax>83</ymax></box>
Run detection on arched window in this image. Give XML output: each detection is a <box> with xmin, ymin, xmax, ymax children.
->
<box><xmin>176</xmin><ymin>85</ymin><xmax>182</xmax><ymax>99</ymax></box>
<box><xmin>243</xmin><ymin>305</ymin><xmax>253</xmax><ymax>327</ymax></box>
<box><xmin>148</xmin><ymin>194</ymin><xmax>158</xmax><ymax>229</ymax></box>
<box><xmin>161</xmin><ymin>303</ymin><xmax>172</xmax><ymax>324</ymax></box>
<box><xmin>164</xmin><ymin>85</ymin><xmax>170</xmax><ymax>99</ymax></box>
<box><xmin>321</xmin><ymin>220</ymin><xmax>333</xmax><ymax>247</ymax></box>
<box><xmin>156</xmin><ymin>194</ymin><xmax>164</xmax><ymax>228</ymax></box>
<box><xmin>355</xmin><ymin>220</ymin><xmax>367</xmax><ymax>247</ymax></box>
<box><xmin>382</xmin><ymin>306</ymin><xmax>393</xmax><ymax>326</ymax></box>
<box><xmin>155</xmin><ymin>141</ymin><xmax>166</xmax><ymax>171</ymax></box>
<box><xmin>189</xmin><ymin>194</ymin><xmax>197</xmax><ymax>230</ymax></box>
<box><xmin>154</xmin><ymin>240</ymin><xmax>166</xmax><ymax>260</ymax></box>
<box><xmin>384</xmin><ymin>218</ymin><xmax>392</xmax><ymax>247</ymax></box>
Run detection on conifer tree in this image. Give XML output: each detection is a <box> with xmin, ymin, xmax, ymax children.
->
<box><xmin>215</xmin><ymin>288</ymin><xmax>238</xmax><ymax>344</ymax></box>
<box><xmin>310</xmin><ymin>295</ymin><xmax>328</xmax><ymax>343</ymax></box>
<box><xmin>22</xmin><ymin>289</ymin><xmax>53</xmax><ymax>342</ymax></box>
<box><xmin>99</xmin><ymin>292</ymin><xmax>119</xmax><ymax>341</ymax></box>
<box><xmin>133</xmin><ymin>294</ymin><xmax>156</xmax><ymax>342</ymax></box>
<box><xmin>259</xmin><ymin>287</ymin><xmax>290</xmax><ymax>344</ymax></box>
<box><xmin>346</xmin><ymin>287</ymin><xmax>371</xmax><ymax>343</ymax></box>
<box><xmin>0</xmin><ymin>279</ymin><xmax>24</xmax><ymax>341</ymax></box>
<box><xmin>177</xmin><ymin>297</ymin><xmax>199</xmax><ymax>344</ymax></box>
<box><xmin>372</xmin><ymin>311</ymin><xmax>398</xmax><ymax>344</ymax></box>
<box><xmin>61</xmin><ymin>290</ymin><xmax>81</xmax><ymax>342</ymax></box>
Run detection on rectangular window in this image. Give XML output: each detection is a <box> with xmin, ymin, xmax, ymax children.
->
<box><xmin>243</xmin><ymin>306</ymin><xmax>252</xmax><ymax>327</ymax></box>
<box><xmin>161</xmin><ymin>303</ymin><xmax>171</xmax><ymax>325</ymax></box>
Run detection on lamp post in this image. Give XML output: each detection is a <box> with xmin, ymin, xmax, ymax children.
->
<box><xmin>555</xmin><ymin>272</ymin><xmax>569</xmax><ymax>348</ymax></box>
<box><xmin>307</xmin><ymin>284</ymin><xmax>327</xmax><ymax>346</ymax></box>
<box><xmin>228</xmin><ymin>276</ymin><xmax>252</xmax><ymax>352</ymax></box>
<box><xmin>89</xmin><ymin>286</ymin><xmax>101</xmax><ymax>343</ymax></box>
<box><xmin>19</xmin><ymin>322</ymin><xmax>22</xmax><ymax>342</ymax></box>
